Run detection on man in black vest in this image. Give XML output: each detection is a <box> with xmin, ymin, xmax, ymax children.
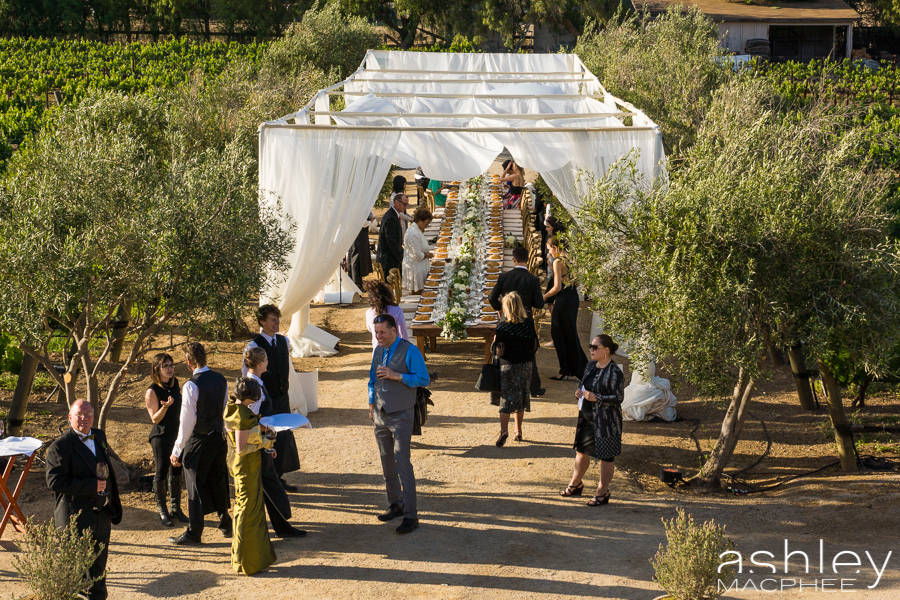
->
<box><xmin>368</xmin><ymin>314</ymin><xmax>430</xmax><ymax>534</ymax></box>
<box><xmin>489</xmin><ymin>245</ymin><xmax>546</xmax><ymax>396</ymax></box>
<box><xmin>242</xmin><ymin>304</ymin><xmax>301</xmax><ymax>491</ymax></box>
<box><xmin>46</xmin><ymin>400</ymin><xmax>122</xmax><ymax>600</ymax></box>
<box><xmin>169</xmin><ymin>342</ymin><xmax>232</xmax><ymax>545</ymax></box>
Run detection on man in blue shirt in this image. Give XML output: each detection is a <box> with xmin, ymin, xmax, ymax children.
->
<box><xmin>368</xmin><ymin>313</ymin><xmax>430</xmax><ymax>534</ymax></box>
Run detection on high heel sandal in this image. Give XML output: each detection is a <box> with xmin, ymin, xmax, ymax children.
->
<box><xmin>495</xmin><ymin>431</ymin><xmax>509</xmax><ymax>447</ymax></box>
<box><xmin>514</xmin><ymin>431</ymin><xmax>523</xmax><ymax>442</ymax></box>
<box><xmin>559</xmin><ymin>482</ymin><xmax>584</xmax><ymax>497</ymax></box>
<box><xmin>586</xmin><ymin>491</ymin><xmax>611</xmax><ymax>506</ymax></box>
<box><xmin>549</xmin><ymin>375</ymin><xmax>568</xmax><ymax>381</ymax></box>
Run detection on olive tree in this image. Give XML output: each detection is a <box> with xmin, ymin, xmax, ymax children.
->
<box><xmin>575</xmin><ymin>7</ymin><xmax>733</xmax><ymax>159</ymax></box>
<box><xmin>569</xmin><ymin>79</ymin><xmax>900</xmax><ymax>486</ymax></box>
<box><xmin>0</xmin><ymin>92</ymin><xmax>293</xmax><ymax>429</ymax></box>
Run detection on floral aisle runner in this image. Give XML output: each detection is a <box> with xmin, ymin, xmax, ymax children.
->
<box><xmin>412</xmin><ymin>174</ymin><xmax>507</xmax><ymax>341</ymax></box>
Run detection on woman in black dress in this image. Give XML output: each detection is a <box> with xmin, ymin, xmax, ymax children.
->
<box><xmin>543</xmin><ymin>236</ymin><xmax>587</xmax><ymax>379</ymax></box>
<box><xmin>491</xmin><ymin>292</ymin><xmax>537</xmax><ymax>446</ymax></box>
<box><xmin>560</xmin><ymin>335</ymin><xmax>624</xmax><ymax>506</ymax></box>
<box><xmin>144</xmin><ymin>352</ymin><xmax>188</xmax><ymax>526</ymax></box>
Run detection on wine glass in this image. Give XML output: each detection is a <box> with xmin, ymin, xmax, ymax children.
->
<box><xmin>96</xmin><ymin>462</ymin><xmax>110</xmax><ymax>496</ymax></box>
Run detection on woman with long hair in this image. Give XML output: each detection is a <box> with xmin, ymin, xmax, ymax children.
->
<box><xmin>364</xmin><ymin>279</ymin><xmax>408</xmax><ymax>348</ymax></box>
<box><xmin>543</xmin><ymin>236</ymin><xmax>587</xmax><ymax>379</ymax></box>
<box><xmin>144</xmin><ymin>352</ymin><xmax>188</xmax><ymax>527</ymax></box>
<box><xmin>491</xmin><ymin>292</ymin><xmax>537</xmax><ymax>446</ymax></box>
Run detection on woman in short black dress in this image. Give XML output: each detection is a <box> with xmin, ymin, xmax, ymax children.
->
<box><xmin>491</xmin><ymin>292</ymin><xmax>537</xmax><ymax>447</ymax></box>
<box><xmin>544</xmin><ymin>236</ymin><xmax>588</xmax><ymax>379</ymax></box>
<box><xmin>560</xmin><ymin>335</ymin><xmax>624</xmax><ymax>506</ymax></box>
<box><xmin>144</xmin><ymin>352</ymin><xmax>188</xmax><ymax>526</ymax></box>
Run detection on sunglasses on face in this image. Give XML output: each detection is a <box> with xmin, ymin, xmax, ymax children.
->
<box><xmin>589</xmin><ymin>344</ymin><xmax>603</xmax><ymax>351</ymax></box>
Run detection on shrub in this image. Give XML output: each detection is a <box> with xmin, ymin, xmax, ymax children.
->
<box><xmin>13</xmin><ymin>515</ymin><xmax>102</xmax><ymax>600</ymax></box>
<box><xmin>261</xmin><ymin>3</ymin><xmax>380</xmax><ymax>81</ymax></box>
<box><xmin>651</xmin><ymin>508</ymin><xmax>735</xmax><ymax>600</ymax></box>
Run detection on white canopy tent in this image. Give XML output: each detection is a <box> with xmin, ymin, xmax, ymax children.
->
<box><xmin>259</xmin><ymin>50</ymin><xmax>666</xmax><ymax>357</ymax></box>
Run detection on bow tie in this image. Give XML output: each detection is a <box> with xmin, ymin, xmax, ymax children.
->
<box><xmin>79</xmin><ymin>434</ymin><xmax>95</xmax><ymax>442</ymax></box>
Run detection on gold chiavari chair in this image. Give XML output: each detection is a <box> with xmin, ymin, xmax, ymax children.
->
<box><xmin>388</xmin><ymin>268</ymin><xmax>402</xmax><ymax>304</ymax></box>
<box><xmin>373</xmin><ymin>262</ymin><xmax>385</xmax><ymax>283</ymax></box>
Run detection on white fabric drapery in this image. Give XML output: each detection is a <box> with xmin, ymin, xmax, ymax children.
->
<box><xmin>622</xmin><ymin>362</ymin><xmax>678</xmax><ymax>422</ymax></box>
<box><xmin>259</xmin><ymin>51</ymin><xmax>667</xmax><ymax>356</ymax></box>
<box><xmin>259</xmin><ymin>126</ymin><xmax>400</xmax><ymax>355</ymax></box>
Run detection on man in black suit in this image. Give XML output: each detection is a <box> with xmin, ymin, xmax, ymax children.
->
<box><xmin>242</xmin><ymin>304</ymin><xmax>302</xmax><ymax>491</ymax></box>
<box><xmin>168</xmin><ymin>342</ymin><xmax>232</xmax><ymax>545</ymax></box>
<box><xmin>46</xmin><ymin>400</ymin><xmax>122</xmax><ymax>600</ymax></box>
<box><xmin>376</xmin><ymin>193</ymin><xmax>408</xmax><ymax>277</ymax></box>
<box><xmin>489</xmin><ymin>246</ymin><xmax>546</xmax><ymax>396</ymax></box>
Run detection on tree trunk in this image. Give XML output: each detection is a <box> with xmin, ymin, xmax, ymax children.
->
<box><xmin>8</xmin><ymin>354</ymin><xmax>38</xmax><ymax>436</ymax></box>
<box><xmin>818</xmin><ymin>359</ymin><xmax>858</xmax><ymax>472</ymax></box>
<box><xmin>401</xmin><ymin>17</ymin><xmax>420</xmax><ymax>49</ymax></box>
<box><xmin>108</xmin><ymin>303</ymin><xmax>131</xmax><ymax>363</ymax></box>
<box><xmin>787</xmin><ymin>344</ymin><xmax>816</xmax><ymax>411</ymax></box>
<box><xmin>697</xmin><ymin>369</ymin><xmax>757</xmax><ymax>488</ymax></box>
<box><xmin>851</xmin><ymin>377</ymin><xmax>871</xmax><ymax>409</ymax></box>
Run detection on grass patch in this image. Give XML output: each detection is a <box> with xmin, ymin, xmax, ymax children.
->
<box><xmin>0</xmin><ymin>372</ymin><xmax>58</xmax><ymax>392</ymax></box>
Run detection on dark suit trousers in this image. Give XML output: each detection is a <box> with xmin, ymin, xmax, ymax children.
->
<box><xmin>183</xmin><ymin>433</ymin><xmax>231</xmax><ymax>538</ymax></box>
<box><xmin>271</xmin><ymin>393</ymin><xmax>302</xmax><ymax>476</ymax></box>
<box><xmin>88</xmin><ymin>508</ymin><xmax>111</xmax><ymax>600</ymax></box>
<box><xmin>261</xmin><ymin>450</ymin><xmax>293</xmax><ymax>533</ymax></box>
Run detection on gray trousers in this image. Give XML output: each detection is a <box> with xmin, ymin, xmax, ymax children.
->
<box><xmin>373</xmin><ymin>406</ymin><xmax>416</xmax><ymax>518</ymax></box>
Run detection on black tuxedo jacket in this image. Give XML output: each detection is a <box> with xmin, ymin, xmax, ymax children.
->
<box><xmin>489</xmin><ymin>267</ymin><xmax>545</xmax><ymax>318</ymax></box>
<box><xmin>46</xmin><ymin>427</ymin><xmax>122</xmax><ymax>532</ymax></box>
<box><xmin>376</xmin><ymin>208</ymin><xmax>404</xmax><ymax>272</ymax></box>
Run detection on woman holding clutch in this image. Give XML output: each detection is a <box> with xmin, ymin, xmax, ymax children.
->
<box><xmin>225</xmin><ymin>377</ymin><xmax>276</xmax><ymax>575</ymax></box>
<box><xmin>560</xmin><ymin>335</ymin><xmax>624</xmax><ymax>506</ymax></box>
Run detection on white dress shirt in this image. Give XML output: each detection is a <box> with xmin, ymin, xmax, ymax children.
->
<box><xmin>245</xmin><ymin>372</ymin><xmax>267</xmax><ymax>415</ymax></box>
<box><xmin>73</xmin><ymin>428</ymin><xmax>96</xmax><ymax>456</ymax></box>
<box><xmin>172</xmin><ymin>366</ymin><xmax>229</xmax><ymax>458</ymax></box>
<box><xmin>241</xmin><ymin>330</ymin><xmax>292</xmax><ymax>377</ymax></box>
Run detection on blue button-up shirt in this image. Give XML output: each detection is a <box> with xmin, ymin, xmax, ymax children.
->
<box><xmin>368</xmin><ymin>337</ymin><xmax>430</xmax><ymax>404</ymax></box>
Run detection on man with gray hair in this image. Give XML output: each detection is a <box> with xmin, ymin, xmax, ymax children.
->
<box><xmin>376</xmin><ymin>193</ymin><xmax>408</xmax><ymax>277</ymax></box>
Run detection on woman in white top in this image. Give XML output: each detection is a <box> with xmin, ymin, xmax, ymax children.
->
<box><xmin>401</xmin><ymin>208</ymin><xmax>434</xmax><ymax>294</ymax></box>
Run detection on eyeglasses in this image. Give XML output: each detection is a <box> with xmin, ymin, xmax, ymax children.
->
<box><xmin>589</xmin><ymin>344</ymin><xmax>602</xmax><ymax>351</ymax></box>
<box><xmin>72</xmin><ymin>413</ymin><xmax>93</xmax><ymax>419</ymax></box>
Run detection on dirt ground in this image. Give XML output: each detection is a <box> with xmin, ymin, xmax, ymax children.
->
<box><xmin>2</xmin><ymin>175</ymin><xmax>900</xmax><ymax>598</ymax></box>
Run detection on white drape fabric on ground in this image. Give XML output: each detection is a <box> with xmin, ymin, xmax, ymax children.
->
<box><xmin>622</xmin><ymin>362</ymin><xmax>678</xmax><ymax>422</ymax></box>
<box><xmin>259</xmin><ymin>126</ymin><xmax>400</xmax><ymax>356</ymax></box>
<box><xmin>260</xmin><ymin>51</ymin><xmax>667</xmax><ymax>356</ymax></box>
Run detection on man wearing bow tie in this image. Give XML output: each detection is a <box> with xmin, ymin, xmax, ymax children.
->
<box><xmin>46</xmin><ymin>400</ymin><xmax>122</xmax><ymax>600</ymax></box>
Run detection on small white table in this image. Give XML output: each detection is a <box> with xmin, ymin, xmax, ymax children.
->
<box><xmin>0</xmin><ymin>436</ymin><xmax>43</xmax><ymax>541</ymax></box>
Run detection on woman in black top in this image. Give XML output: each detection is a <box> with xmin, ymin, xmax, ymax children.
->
<box><xmin>543</xmin><ymin>236</ymin><xmax>588</xmax><ymax>379</ymax></box>
<box><xmin>560</xmin><ymin>335</ymin><xmax>625</xmax><ymax>506</ymax></box>
<box><xmin>491</xmin><ymin>292</ymin><xmax>537</xmax><ymax>447</ymax></box>
<box><xmin>144</xmin><ymin>352</ymin><xmax>187</xmax><ymax>527</ymax></box>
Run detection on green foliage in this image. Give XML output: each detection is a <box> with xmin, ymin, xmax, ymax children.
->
<box><xmin>651</xmin><ymin>508</ymin><xmax>735</xmax><ymax>600</ymax></box>
<box><xmin>0</xmin><ymin>37</ymin><xmax>264</xmax><ymax>154</ymax></box>
<box><xmin>575</xmin><ymin>7</ymin><xmax>732</xmax><ymax>158</ymax></box>
<box><xmin>13</xmin><ymin>514</ymin><xmax>102</xmax><ymax>600</ymax></box>
<box><xmin>762</xmin><ymin>59</ymin><xmax>900</xmax><ymax>105</ymax></box>
<box><xmin>0</xmin><ymin>332</ymin><xmax>23</xmax><ymax>372</ymax></box>
<box><xmin>0</xmin><ymin>90</ymin><xmax>294</xmax><ymax>422</ymax></box>
<box><xmin>570</xmin><ymin>78</ymin><xmax>900</xmax><ymax>396</ymax></box>
<box><xmin>263</xmin><ymin>3</ymin><xmax>380</xmax><ymax>81</ymax></box>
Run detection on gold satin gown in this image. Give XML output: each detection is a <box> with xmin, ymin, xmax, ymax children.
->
<box><xmin>224</xmin><ymin>401</ymin><xmax>276</xmax><ymax>575</ymax></box>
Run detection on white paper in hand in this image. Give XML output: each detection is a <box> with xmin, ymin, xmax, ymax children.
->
<box><xmin>259</xmin><ymin>413</ymin><xmax>312</xmax><ymax>431</ymax></box>
<box><xmin>577</xmin><ymin>386</ymin><xmax>586</xmax><ymax>411</ymax></box>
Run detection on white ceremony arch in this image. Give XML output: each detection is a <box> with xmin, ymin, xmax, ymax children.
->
<box><xmin>258</xmin><ymin>50</ymin><xmax>666</xmax><ymax>358</ymax></box>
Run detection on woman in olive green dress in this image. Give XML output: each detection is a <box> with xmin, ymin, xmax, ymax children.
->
<box><xmin>225</xmin><ymin>377</ymin><xmax>276</xmax><ymax>575</ymax></box>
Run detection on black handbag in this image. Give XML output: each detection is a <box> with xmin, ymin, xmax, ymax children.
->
<box><xmin>476</xmin><ymin>341</ymin><xmax>502</xmax><ymax>392</ymax></box>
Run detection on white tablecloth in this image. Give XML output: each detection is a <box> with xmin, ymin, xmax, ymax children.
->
<box><xmin>0</xmin><ymin>436</ymin><xmax>43</xmax><ymax>457</ymax></box>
